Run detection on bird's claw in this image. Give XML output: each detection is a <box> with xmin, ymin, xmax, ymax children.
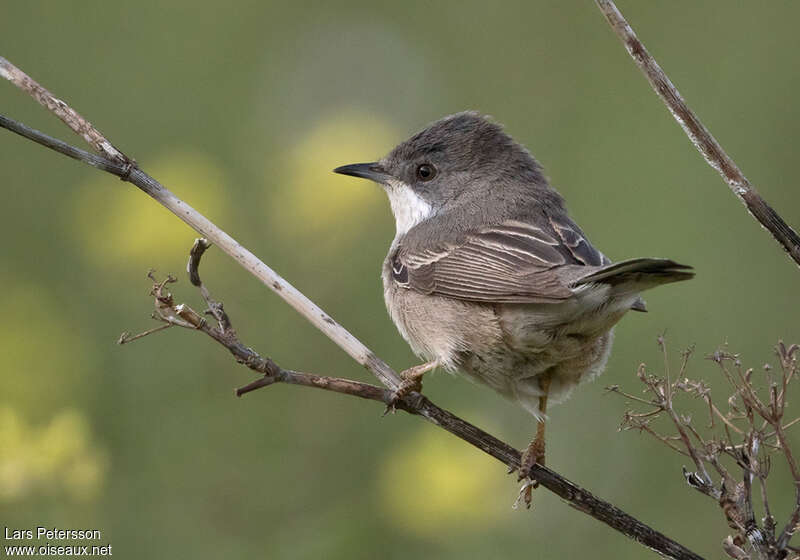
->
<box><xmin>515</xmin><ymin>436</ymin><xmax>546</xmax><ymax>508</ymax></box>
<box><xmin>513</xmin><ymin>479</ymin><xmax>538</xmax><ymax>510</ymax></box>
<box><xmin>382</xmin><ymin>374</ymin><xmax>424</xmax><ymax>415</ymax></box>
<box><xmin>518</xmin><ymin>440</ymin><xmax>545</xmax><ymax>482</ymax></box>
<box><xmin>382</xmin><ymin>361</ymin><xmax>438</xmax><ymax>416</ymax></box>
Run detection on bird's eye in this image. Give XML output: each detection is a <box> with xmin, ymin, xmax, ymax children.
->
<box><xmin>416</xmin><ymin>163</ymin><xmax>436</xmax><ymax>182</ymax></box>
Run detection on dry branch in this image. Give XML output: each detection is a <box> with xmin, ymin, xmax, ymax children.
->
<box><xmin>610</xmin><ymin>340</ymin><xmax>800</xmax><ymax>560</ymax></box>
<box><xmin>0</xmin><ymin>55</ymin><xmax>401</xmax><ymax>391</ymax></box>
<box><xmin>0</xmin><ymin>55</ymin><xmax>704</xmax><ymax>558</ymax></box>
<box><xmin>0</xmin><ymin>57</ymin><xmax>126</xmax><ymax>162</ymax></box>
<box><xmin>594</xmin><ymin>1</ymin><xmax>800</xmax><ymax>267</ymax></box>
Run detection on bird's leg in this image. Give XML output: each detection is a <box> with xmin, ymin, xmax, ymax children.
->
<box><xmin>384</xmin><ymin>359</ymin><xmax>440</xmax><ymax>413</ymax></box>
<box><xmin>517</xmin><ymin>372</ymin><xmax>552</xmax><ymax>508</ymax></box>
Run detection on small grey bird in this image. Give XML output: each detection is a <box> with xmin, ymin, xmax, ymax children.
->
<box><xmin>334</xmin><ymin>112</ymin><xmax>692</xmax><ymax>502</ymax></box>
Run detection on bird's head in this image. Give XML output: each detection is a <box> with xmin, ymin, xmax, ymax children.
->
<box><xmin>334</xmin><ymin>111</ymin><xmax>551</xmax><ymax>235</ymax></box>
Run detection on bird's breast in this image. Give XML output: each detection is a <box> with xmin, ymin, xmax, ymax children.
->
<box><xmin>382</xmin><ymin>257</ymin><xmax>504</xmax><ymax>369</ymax></box>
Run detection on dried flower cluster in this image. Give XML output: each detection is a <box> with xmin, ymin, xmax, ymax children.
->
<box><xmin>608</xmin><ymin>337</ymin><xmax>800</xmax><ymax>559</ymax></box>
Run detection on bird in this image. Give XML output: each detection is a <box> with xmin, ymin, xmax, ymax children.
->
<box><xmin>334</xmin><ymin>111</ymin><xmax>693</xmax><ymax>505</ymax></box>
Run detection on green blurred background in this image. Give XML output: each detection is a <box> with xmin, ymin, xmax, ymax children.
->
<box><xmin>1</xmin><ymin>2</ymin><xmax>799</xmax><ymax>558</ymax></box>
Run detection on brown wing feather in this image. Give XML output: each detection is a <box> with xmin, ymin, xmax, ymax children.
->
<box><xmin>548</xmin><ymin>215</ymin><xmax>610</xmax><ymax>266</ymax></box>
<box><xmin>393</xmin><ymin>219</ymin><xmax>606</xmax><ymax>303</ymax></box>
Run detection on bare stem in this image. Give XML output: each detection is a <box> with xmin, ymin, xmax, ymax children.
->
<box><xmin>594</xmin><ymin>1</ymin><xmax>800</xmax><ymax>267</ymax></box>
<box><xmin>775</xmin><ymin>420</ymin><xmax>800</xmax><ymax>550</ymax></box>
<box><xmin>0</xmin><ymin>56</ymin><xmax>127</xmax><ymax>162</ymax></box>
<box><xmin>0</xmin><ymin>60</ymin><xmax>402</xmax><ymax>393</ymax></box>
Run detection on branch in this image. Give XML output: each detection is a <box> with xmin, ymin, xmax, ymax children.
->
<box><xmin>0</xmin><ymin>57</ymin><xmax>703</xmax><ymax>559</ymax></box>
<box><xmin>611</xmin><ymin>341</ymin><xmax>800</xmax><ymax>559</ymax></box>
<box><xmin>658</xmin><ymin>340</ymin><xmax>714</xmax><ymax>487</ymax></box>
<box><xmin>594</xmin><ymin>1</ymin><xmax>800</xmax><ymax>268</ymax></box>
<box><xmin>0</xmin><ymin>56</ymin><xmax>401</xmax><ymax>392</ymax></box>
<box><xmin>0</xmin><ymin>56</ymin><xmax>127</xmax><ymax>163</ymax></box>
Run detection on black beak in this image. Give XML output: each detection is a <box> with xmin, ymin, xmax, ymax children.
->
<box><xmin>333</xmin><ymin>162</ymin><xmax>391</xmax><ymax>184</ymax></box>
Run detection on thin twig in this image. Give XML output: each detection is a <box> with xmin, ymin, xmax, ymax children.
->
<box><xmin>771</xmin><ymin>417</ymin><xmax>800</xmax><ymax>436</ymax></box>
<box><xmin>759</xmin><ymin>473</ymin><xmax>776</xmax><ymax>545</ymax></box>
<box><xmin>775</xmin><ymin>419</ymin><xmax>800</xmax><ymax>550</ymax></box>
<box><xmin>594</xmin><ymin>1</ymin><xmax>800</xmax><ymax>267</ymax></box>
<box><xmin>0</xmin><ymin>56</ymin><xmax>127</xmax><ymax>162</ymax></box>
<box><xmin>117</xmin><ymin>323</ymin><xmax>173</xmax><ymax>344</ymax></box>
<box><xmin>712</xmin><ymin>403</ymin><xmax>745</xmax><ymax>436</ymax></box>
<box><xmin>605</xmin><ymin>384</ymin><xmax>663</xmax><ymax>408</ymax></box>
<box><xmin>657</xmin><ymin>342</ymin><xmax>713</xmax><ymax>485</ymax></box>
<box><xmin>0</xmin><ymin>58</ymin><xmax>402</xmax><ymax>392</ymax></box>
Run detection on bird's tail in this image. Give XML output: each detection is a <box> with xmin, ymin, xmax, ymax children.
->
<box><xmin>575</xmin><ymin>258</ymin><xmax>694</xmax><ymax>292</ymax></box>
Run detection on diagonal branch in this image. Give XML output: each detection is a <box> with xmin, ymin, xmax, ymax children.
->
<box><xmin>0</xmin><ymin>57</ymin><xmax>704</xmax><ymax>559</ymax></box>
<box><xmin>0</xmin><ymin>55</ymin><xmax>402</xmax><ymax>392</ymax></box>
<box><xmin>0</xmin><ymin>56</ymin><xmax>127</xmax><ymax>163</ymax></box>
<box><xmin>594</xmin><ymin>1</ymin><xmax>800</xmax><ymax>268</ymax></box>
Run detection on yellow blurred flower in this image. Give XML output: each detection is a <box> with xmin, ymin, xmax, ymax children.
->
<box><xmin>72</xmin><ymin>150</ymin><xmax>229</xmax><ymax>270</ymax></box>
<box><xmin>0</xmin><ymin>279</ymin><xmax>93</xmax><ymax>412</ymax></box>
<box><xmin>0</xmin><ymin>281</ymin><xmax>104</xmax><ymax>501</ymax></box>
<box><xmin>377</xmin><ymin>425</ymin><xmax>508</xmax><ymax>537</ymax></box>
<box><xmin>0</xmin><ymin>407</ymin><xmax>107</xmax><ymax>502</ymax></box>
<box><xmin>268</xmin><ymin>109</ymin><xmax>397</xmax><ymax>243</ymax></box>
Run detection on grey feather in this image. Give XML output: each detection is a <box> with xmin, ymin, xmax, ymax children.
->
<box><xmin>574</xmin><ymin>258</ymin><xmax>695</xmax><ymax>288</ymax></box>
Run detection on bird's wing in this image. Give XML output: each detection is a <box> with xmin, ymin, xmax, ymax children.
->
<box><xmin>392</xmin><ymin>217</ymin><xmax>608</xmax><ymax>303</ymax></box>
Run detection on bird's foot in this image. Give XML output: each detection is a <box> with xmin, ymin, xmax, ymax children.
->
<box><xmin>513</xmin><ymin>479</ymin><xmax>539</xmax><ymax>510</ymax></box>
<box><xmin>515</xmin><ymin>435</ymin><xmax>546</xmax><ymax>508</ymax></box>
<box><xmin>383</xmin><ymin>360</ymin><xmax>439</xmax><ymax>415</ymax></box>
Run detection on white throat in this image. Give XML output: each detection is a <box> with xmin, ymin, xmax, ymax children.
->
<box><xmin>385</xmin><ymin>179</ymin><xmax>434</xmax><ymax>237</ymax></box>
